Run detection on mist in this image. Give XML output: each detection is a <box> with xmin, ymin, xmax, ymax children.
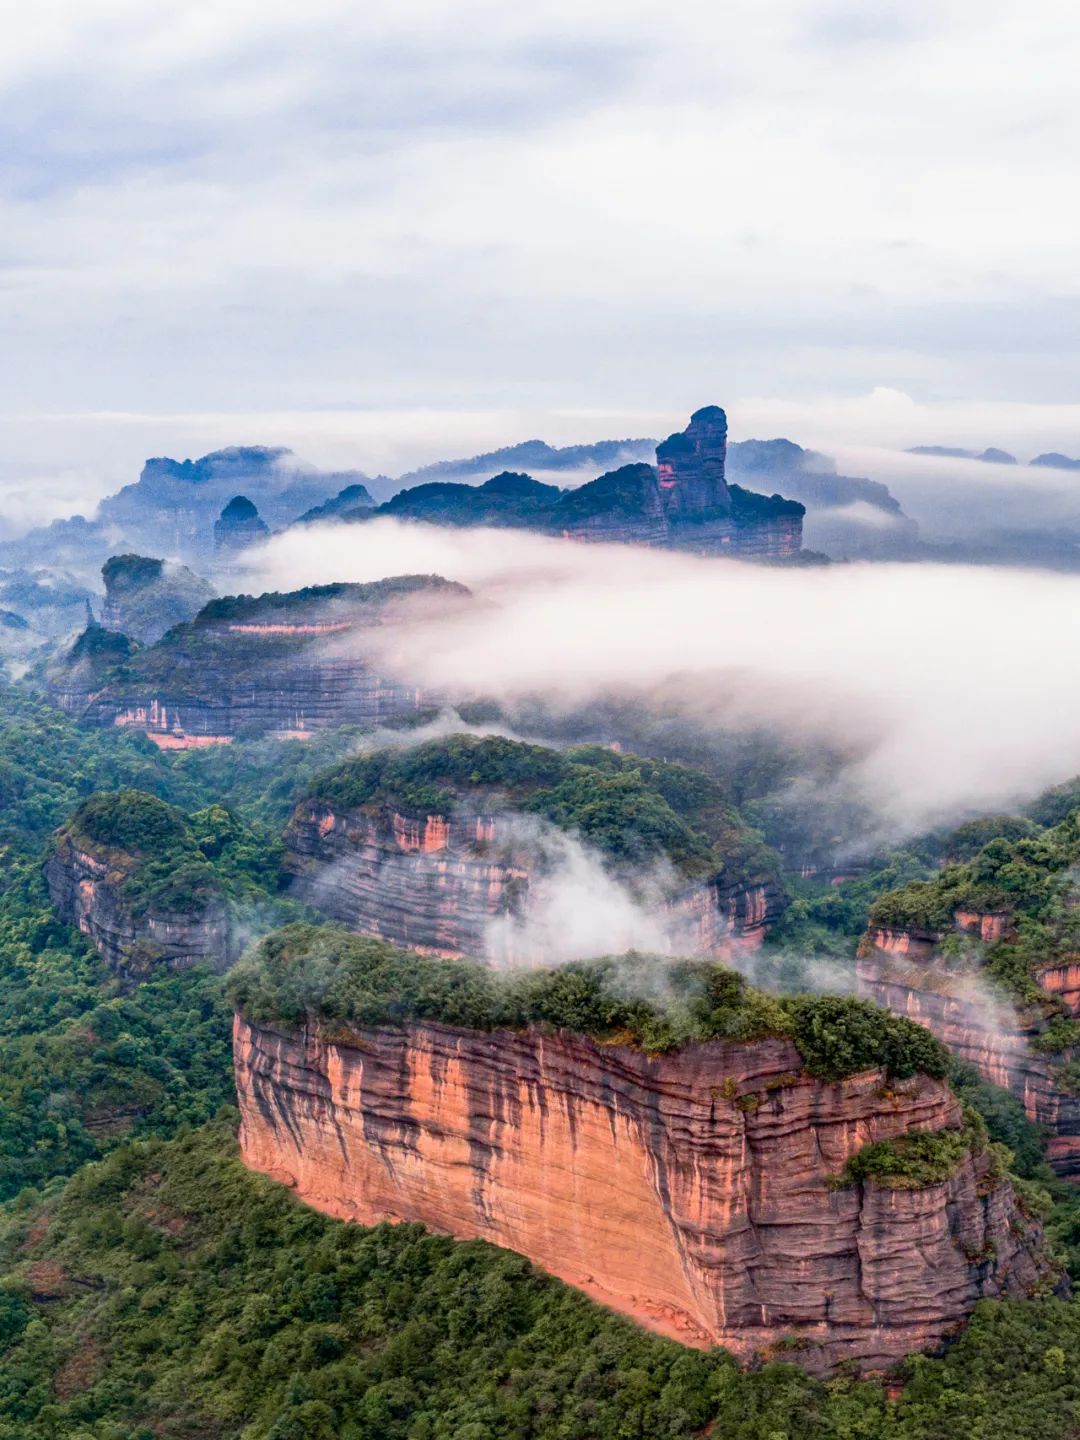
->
<box><xmin>484</xmin><ymin>817</ymin><xmax>676</xmax><ymax>969</ymax></box>
<box><xmin>242</xmin><ymin>518</ymin><xmax>1080</xmax><ymax>838</ymax></box>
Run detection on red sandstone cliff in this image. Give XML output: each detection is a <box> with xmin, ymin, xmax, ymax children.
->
<box><xmin>45</xmin><ymin>831</ymin><xmax>233</xmax><ymax>978</ymax></box>
<box><xmin>858</xmin><ymin>922</ymin><xmax>1080</xmax><ymax>1178</ymax></box>
<box><xmin>49</xmin><ymin>576</ymin><xmax>463</xmax><ymax>747</ymax></box>
<box><xmin>234</xmin><ymin>1012</ymin><xmax>1052</xmax><ymax>1373</ymax></box>
<box><xmin>281</xmin><ymin>799</ymin><xmax>783</xmax><ymax>961</ymax></box>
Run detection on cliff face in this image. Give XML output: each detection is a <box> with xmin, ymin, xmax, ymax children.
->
<box><xmin>362</xmin><ymin>409</ymin><xmax>804</xmax><ymax>560</ymax></box>
<box><xmin>52</xmin><ymin>576</ymin><xmax>463</xmax><ymax>747</ymax></box>
<box><xmin>281</xmin><ymin>800</ymin><xmax>783</xmax><ymax>961</ymax></box>
<box><xmin>858</xmin><ymin>927</ymin><xmax>1080</xmax><ymax>1178</ymax></box>
<box><xmin>45</xmin><ymin>831</ymin><xmax>232</xmax><ymax>978</ymax></box>
<box><xmin>100</xmin><ymin>554</ymin><xmax>215</xmax><ymax>644</ymax></box>
<box><xmin>235</xmin><ymin>1013</ymin><xmax>1052</xmax><ymax>1374</ymax></box>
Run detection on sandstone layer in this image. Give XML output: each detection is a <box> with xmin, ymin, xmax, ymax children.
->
<box><xmin>858</xmin><ymin>924</ymin><xmax>1080</xmax><ymax>1178</ymax></box>
<box><xmin>50</xmin><ymin>576</ymin><xmax>461</xmax><ymax>745</ymax></box>
<box><xmin>235</xmin><ymin>1014</ymin><xmax>1051</xmax><ymax>1374</ymax></box>
<box><xmin>281</xmin><ymin>800</ymin><xmax>783</xmax><ymax>961</ymax></box>
<box><xmin>45</xmin><ymin>832</ymin><xmax>233</xmax><ymax>977</ymax></box>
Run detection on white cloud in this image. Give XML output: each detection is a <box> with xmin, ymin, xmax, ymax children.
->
<box><xmin>241</xmin><ymin>517</ymin><xmax>1080</xmax><ymax>837</ymax></box>
<box><xmin>0</xmin><ymin>0</ymin><xmax>1078</xmax><ymax>431</ymax></box>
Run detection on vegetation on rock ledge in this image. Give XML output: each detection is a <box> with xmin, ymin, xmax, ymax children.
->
<box><xmin>230</xmin><ymin>923</ymin><xmax>949</xmax><ymax>1080</ymax></box>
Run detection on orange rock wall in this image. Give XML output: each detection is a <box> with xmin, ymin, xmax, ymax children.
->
<box><xmin>235</xmin><ymin>1013</ymin><xmax>1052</xmax><ymax>1373</ymax></box>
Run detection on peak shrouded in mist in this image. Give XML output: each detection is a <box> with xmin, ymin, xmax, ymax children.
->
<box><xmin>242</xmin><ymin>518</ymin><xmax>1080</xmax><ymax>839</ymax></box>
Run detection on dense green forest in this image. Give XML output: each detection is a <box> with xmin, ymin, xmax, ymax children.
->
<box><xmin>0</xmin><ymin>686</ymin><xmax>358</xmax><ymax>1199</ymax></box>
<box><xmin>2</xmin><ymin>681</ymin><xmax>1080</xmax><ymax>1436</ymax></box>
<box><xmin>231</xmin><ymin>923</ymin><xmax>949</xmax><ymax>1081</ymax></box>
<box><xmin>1</xmin><ymin>1118</ymin><xmax>1079</xmax><ymax>1440</ymax></box>
<box><xmin>305</xmin><ymin>733</ymin><xmax>778</xmax><ymax>881</ymax></box>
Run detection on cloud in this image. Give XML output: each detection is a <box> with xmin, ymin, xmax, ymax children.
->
<box><xmin>1</xmin><ymin>1</ymin><xmax>1079</xmax><ymax>424</ymax></box>
<box><xmin>242</xmin><ymin>517</ymin><xmax>1080</xmax><ymax>837</ymax></box>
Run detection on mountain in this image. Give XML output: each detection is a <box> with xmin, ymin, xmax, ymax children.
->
<box><xmin>332</xmin><ymin>408</ymin><xmax>807</xmax><ymax>561</ymax></box>
<box><xmin>0</xmin><ymin>446</ymin><xmax>375</xmax><ymax>578</ymax></box>
<box><xmin>231</xmin><ymin>925</ymin><xmax>1055</xmax><ymax>1373</ymax></box>
<box><xmin>282</xmin><ymin>734</ymin><xmax>785</xmax><ymax>959</ymax></box>
<box><xmin>46</xmin><ymin>574</ymin><xmax>468</xmax><ymax>746</ymax></box>
<box><xmin>395</xmin><ymin>436</ymin><xmax>657</xmax><ymax>487</ymax></box>
<box><xmin>45</xmin><ymin>790</ymin><xmax>237</xmax><ymax>978</ymax></box>
<box><xmin>856</xmin><ymin>809</ymin><xmax>1080</xmax><ymax>1177</ymax></box>
<box><xmin>908</xmin><ymin>446</ymin><xmax>1018</xmax><ymax>464</ymax></box>
<box><xmin>1030</xmin><ymin>453</ymin><xmax>1080</xmax><ymax>471</ymax></box>
<box><xmin>100</xmin><ymin>553</ymin><xmax>216</xmax><ymax>644</ymax></box>
<box><xmin>729</xmin><ymin>438</ymin><xmax>919</xmax><ymax>557</ymax></box>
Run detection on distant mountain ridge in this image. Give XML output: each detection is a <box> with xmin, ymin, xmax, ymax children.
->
<box><xmin>908</xmin><ymin>445</ymin><xmax>1080</xmax><ymax>471</ymax></box>
<box><xmin>395</xmin><ymin>436</ymin><xmax>657</xmax><ymax>486</ymax></box>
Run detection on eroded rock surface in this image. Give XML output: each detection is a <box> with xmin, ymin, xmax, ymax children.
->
<box><xmin>45</xmin><ymin>831</ymin><xmax>232</xmax><ymax>978</ymax></box>
<box><xmin>281</xmin><ymin>800</ymin><xmax>783</xmax><ymax>961</ymax></box>
<box><xmin>858</xmin><ymin>925</ymin><xmax>1080</xmax><ymax>1177</ymax></box>
<box><xmin>235</xmin><ymin>1013</ymin><xmax>1052</xmax><ymax>1373</ymax></box>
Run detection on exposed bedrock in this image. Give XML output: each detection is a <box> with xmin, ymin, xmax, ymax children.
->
<box><xmin>45</xmin><ymin>831</ymin><xmax>233</xmax><ymax>978</ymax></box>
<box><xmin>235</xmin><ymin>1013</ymin><xmax>1053</xmax><ymax>1374</ymax></box>
<box><xmin>281</xmin><ymin>801</ymin><xmax>784</xmax><ymax>961</ymax></box>
<box><xmin>50</xmin><ymin>576</ymin><xmax>463</xmax><ymax>745</ymax></box>
<box><xmin>858</xmin><ymin>924</ymin><xmax>1080</xmax><ymax>1178</ymax></box>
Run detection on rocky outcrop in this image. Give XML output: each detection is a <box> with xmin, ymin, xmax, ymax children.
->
<box><xmin>655</xmin><ymin>405</ymin><xmax>731</xmax><ymax>515</ymax></box>
<box><xmin>45</xmin><ymin>830</ymin><xmax>232</xmax><ymax>978</ymax></box>
<box><xmin>51</xmin><ymin>576</ymin><xmax>463</xmax><ymax>747</ymax></box>
<box><xmin>281</xmin><ymin>800</ymin><xmax>783</xmax><ymax>962</ymax></box>
<box><xmin>213</xmin><ymin>496</ymin><xmax>270</xmax><ymax>555</ymax></box>
<box><xmin>100</xmin><ymin>554</ymin><xmax>215</xmax><ymax>644</ymax></box>
<box><xmin>858</xmin><ymin>928</ymin><xmax>1080</xmax><ymax>1178</ymax></box>
<box><xmin>235</xmin><ymin>1012</ymin><xmax>1053</xmax><ymax>1374</ymax></box>
<box><xmin>356</xmin><ymin>409</ymin><xmax>804</xmax><ymax>561</ymax></box>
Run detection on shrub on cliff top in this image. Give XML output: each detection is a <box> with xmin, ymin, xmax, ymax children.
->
<box><xmin>61</xmin><ymin>790</ymin><xmax>282</xmax><ymax>917</ymax></box>
<box><xmin>229</xmin><ymin>923</ymin><xmax>949</xmax><ymax>1081</ymax></box>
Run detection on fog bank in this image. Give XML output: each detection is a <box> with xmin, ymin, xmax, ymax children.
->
<box><xmin>243</xmin><ymin>519</ymin><xmax>1080</xmax><ymax>835</ymax></box>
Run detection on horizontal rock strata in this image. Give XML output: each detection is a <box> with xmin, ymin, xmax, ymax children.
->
<box><xmin>858</xmin><ymin>926</ymin><xmax>1080</xmax><ymax>1178</ymax></box>
<box><xmin>282</xmin><ymin>801</ymin><xmax>784</xmax><ymax>960</ymax></box>
<box><xmin>45</xmin><ymin>833</ymin><xmax>232</xmax><ymax>977</ymax></box>
<box><xmin>235</xmin><ymin>1013</ymin><xmax>1052</xmax><ymax>1373</ymax></box>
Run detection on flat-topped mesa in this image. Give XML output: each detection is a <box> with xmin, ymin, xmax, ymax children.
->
<box><xmin>44</xmin><ymin>791</ymin><xmax>236</xmax><ymax>979</ymax></box>
<box><xmin>281</xmin><ymin>734</ymin><xmax>785</xmax><ymax>961</ymax></box>
<box><xmin>231</xmin><ymin>928</ymin><xmax>1055</xmax><ymax>1375</ymax></box>
<box><xmin>48</xmin><ymin>574</ymin><xmax>465</xmax><ymax>747</ymax></box>
<box><xmin>857</xmin><ymin>818</ymin><xmax>1080</xmax><ymax>1177</ymax></box>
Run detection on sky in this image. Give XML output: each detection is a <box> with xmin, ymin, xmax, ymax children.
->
<box><xmin>2</xmin><ymin>0</ymin><xmax>1079</xmax><ymax>506</ymax></box>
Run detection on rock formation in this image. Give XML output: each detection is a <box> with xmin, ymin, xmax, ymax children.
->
<box><xmin>655</xmin><ymin>404</ymin><xmax>731</xmax><ymax>515</ymax></box>
<box><xmin>350</xmin><ymin>409</ymin><xmax>805</xmax><ymax>560</ymax></box>
<box><xmin>48</xmin><ymin>575</ymin><xmax>464</xmax><ymax>747</ymax></box>
<box><xmin>100</xmin><ymin>553</ymin><xmax>215</xmax><ymax>644</ymax></box>
<box><xmin>213</xmin><ymin>496</ymin><xmax>270</xmax><ymax>556</ymax></box>
<box><xmin>858</xmin><ymin>921</ymin><xmax>1080</xmax><ymax>1178</ymax></box>
<box><xmin>1030</xmin><ymin>453</ymin><xmax>1080</xmax><ymax>471</ymax></box>
<box><xmin>234</xmin><ymin>1008</ymin><xmax>1051</xmax><ymax>1373</ymax></box>
<box><xmin>0</xmin><ymin>446</ymin><xmax>378</xmax><ymax>574</ymax></box>
<box><xmin>296</xmin><ymin>482</ymin><xmax>375</xmax><ymax>524</ymax></box>
<box><xmin>281</xmin><ymin>736</ymin><xmax>785</xmax><ymax>960</ymax></box>
<box><xmin>45</xmin><ymin>793</ymin><xmax>234</xmax><ymax>978</ymax></box>
<box><xmin>282</xmin><ymin>800</ymin><xmax>782</xmax><ymax>961</ymax></box>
